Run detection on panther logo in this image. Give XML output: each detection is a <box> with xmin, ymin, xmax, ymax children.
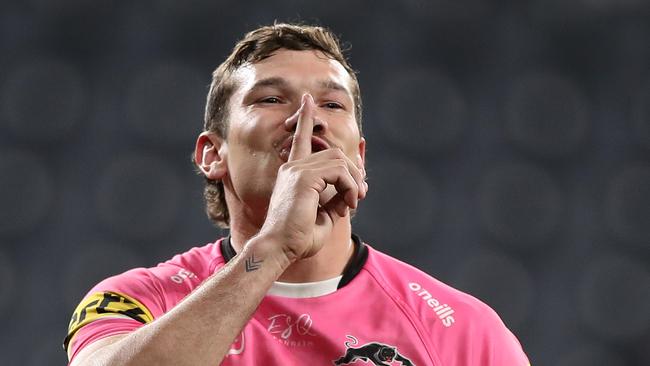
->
<box><xmin>333</xmin><ymin>335</ymin><xmax>415</xmax><ymax>366</ymax></box>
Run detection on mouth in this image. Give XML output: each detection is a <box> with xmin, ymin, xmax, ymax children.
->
<box><xmin>278</xmin><ymin>136</ymin><xmax>331</xmax><ymax>161</ymax></box>
<box><xmin>310</xmin><ymin>137</ymin><xmax>329</xmax><ymax>153</ymax></box>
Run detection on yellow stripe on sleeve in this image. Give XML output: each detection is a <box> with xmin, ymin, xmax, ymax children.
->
<box><xmin>64</xmin><ymin>291</ymin><xmax>154</xmax><ymax>350</ymax></box>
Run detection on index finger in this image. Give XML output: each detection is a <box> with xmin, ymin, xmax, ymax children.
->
<box><xmin>288</xmin><ymin>94</ymin><xmax>315</xmax><ymax>161</ymax></box>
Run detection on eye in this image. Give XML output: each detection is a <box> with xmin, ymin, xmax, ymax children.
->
<box><xmin>323</xmin><ymin>101</ymin><xmax>344</xmax><ymax>109</ymax></box>
<box><xmin>259</xmin><ymin>96</ymin><xmax>282</xmax><ymax>104</ymax></box>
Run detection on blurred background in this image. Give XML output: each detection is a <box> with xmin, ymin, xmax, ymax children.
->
<box><xmin>1</xmin><ymin>0</ymin><xmax>649</xmax><ymax>364</ymax></box>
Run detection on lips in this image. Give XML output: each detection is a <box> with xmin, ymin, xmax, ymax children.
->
<box><xmin>310</xmin><ymin>137</ymin><xmax>330</xmax><ymax>152</ymax></box>
<box><xmin>278</xmin><ymin>135</ymin><xmax>331</xmax><ymax>161</ymax></box>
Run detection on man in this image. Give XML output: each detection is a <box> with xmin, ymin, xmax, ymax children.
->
<box><xmin>64</xmin><ymin>23</ymin><xmax>530</xmax><ymax>365</ymax></box>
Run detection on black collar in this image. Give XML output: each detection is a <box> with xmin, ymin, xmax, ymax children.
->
<box><xmin>220</xmin><ymin>234</ymin><xmax>368</xmax><ymax>289</ymax></box>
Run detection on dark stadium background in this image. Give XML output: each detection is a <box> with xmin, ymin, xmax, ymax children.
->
<box><xmin>1</xmin><ymin>1</ymin><xmax>649</xmax><ymax>365</ymax></box>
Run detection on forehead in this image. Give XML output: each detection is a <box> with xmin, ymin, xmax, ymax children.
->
<box><xmin>232</xmin><ymin>49</ymin><xmax>354</xmax><ymax>94</ymax></box>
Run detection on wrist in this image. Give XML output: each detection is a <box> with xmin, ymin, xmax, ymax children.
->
<box><xmin>244</xmin><ymin>233</ymin><xmax>294</xmax><ymax>275</ymax></box>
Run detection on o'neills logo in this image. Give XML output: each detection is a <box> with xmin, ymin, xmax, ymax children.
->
<box><xmin>408</xmin><ymin>282</ymin><xmax>455</xmax><ymax>327</ymax></box>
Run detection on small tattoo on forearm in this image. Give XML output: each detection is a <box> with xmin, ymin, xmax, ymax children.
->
<box><xmin>245</xmin><ymin>253</ymin><xmax>263</xmax><ymax>272</ymax></box>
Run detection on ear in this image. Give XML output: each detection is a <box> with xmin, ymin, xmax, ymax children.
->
<box><xmin>194</xmin><ymin>132</ymin><xmax>228</xmax><ymax>180</ymax></box>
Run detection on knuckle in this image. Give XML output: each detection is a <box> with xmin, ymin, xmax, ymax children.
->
<box><xmin>283</xmin><ymin>163</ymin><xmax>301</xmax><ymax>175</ymax></box>
<box><xmin>297</xmin><ymin>171</ymin><xmax>310</xmax><ymax>181</ymax></box>
<box><xmin>334</xmin><ymin>159</ymin><xmax>347</xmax><ymax>169</ymax></box>
<box><xmin>288</xmin><ymin>164</ymin><xmax>302</xmax><ymax>174</ymax></box>
<box><xmin>325</xmin><ymin>148</ymin><xmax>344</xmax><ymax>158</ymax></box>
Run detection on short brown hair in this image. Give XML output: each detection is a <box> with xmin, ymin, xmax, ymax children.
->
<box><xmin>200</xmin><ymin>23</ymin><xmax>362</xmax><ymax>228</ymax></box>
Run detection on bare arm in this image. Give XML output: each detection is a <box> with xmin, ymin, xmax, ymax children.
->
<box><xmin>70</xmin><ymin>235</ymin><xmax>291</xmax><ymax>366</ymax></box>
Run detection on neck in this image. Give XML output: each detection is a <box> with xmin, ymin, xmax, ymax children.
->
<box><xmin>228</xmin><ymin>211</ymin><xmax>355</xmax><ymax>283</ymax></box>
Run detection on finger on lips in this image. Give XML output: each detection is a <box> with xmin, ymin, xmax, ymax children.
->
<box><xmin>288</xmin><ymin>94</ymin><xmax>315</xmax><ymax>162</ymax></box>
<box><xmin>286</xmin><ymin>93</ymin><xmax>366</xmax><ymax>211</ymax></box>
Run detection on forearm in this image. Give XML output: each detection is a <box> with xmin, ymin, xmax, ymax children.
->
<box><xmin>76</xmin><ymin>234</ymin><xmax>289</xmax><ymax>366</ymax></box>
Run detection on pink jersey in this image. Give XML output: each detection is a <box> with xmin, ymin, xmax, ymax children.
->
<box><xmin>65</xmin><ymin>236</ymin><xmax>530</xmax><ymax>365</ymax></box>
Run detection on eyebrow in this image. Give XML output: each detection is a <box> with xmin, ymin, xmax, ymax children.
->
<box><xmin>249</xmin><ymin>77</ymin><xmax>289</xmax><ymax>91</ymax></box>
<box><xmin>248</xmin><ymin>77</ymin><xmax>351</xmax><ymax>95</ymax></box>
<box><xmin>318</xmin><ymin>80</ymin><xmax>349</xmax><ymax>94</ymax></box>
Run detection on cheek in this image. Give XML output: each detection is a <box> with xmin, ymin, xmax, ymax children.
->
<box><xmin>228</xmin><ymin>109</ymin><xmax>288</xmax><ymax>149</ymax></box>
<box><xmin>229</xmin><ymin>118</ymin><xmax>271</xmax><ymax>151</ymax></box>
<box><xmin>336</xmin><ymin>122</ymin><xmax>362</xmax><ymax>154</ymax></box>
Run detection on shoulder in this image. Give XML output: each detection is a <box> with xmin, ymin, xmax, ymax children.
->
<box><xmin>64</xmin><ymin>240</ymin><xmax>227</xmax><ymax>359</ymax></box>
<box><xmin>363</xmin><ymin>245</ymin><xmax>484</xmax><ymax>328</ymax></box>
<box><xmin>66</xmin><ymin>240</ymin><xmax>225</xmax><ymax>338</ymax></box>
<box><xmin>363</xmin><ymin>244</ymin><xmax>530</xmax><ymax>365</ymax></box>
<box><xmin>160</xmin><ymin>240</ymin><xmax>226</xmax><ymax>285</ymax></box>
<box><xmin>70</xmin><ymin>240</ymin><xmax>226</xmax><ymax>315</ymax></box>
<box><xmin>92</xmin><ymin>240</ymin><xmax>225</xmax><ymax>304</ymax></box>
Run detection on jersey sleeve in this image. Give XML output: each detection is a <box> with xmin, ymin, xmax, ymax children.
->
<box><xmin>63</xmin><ymin>242</ymin><xmax>223</xmax><ymax>363</ymax></box>
<box><xmin>63</xmin><ymin>268</ymin><xmax>166</xmax><ymax>362</ymax></box>
<box><xmin>365</xmin><ymin>247</ymin><xmax>530</xmax><ymax>366</ymax></box>
<box><xmin>430</xmin><ymin>294</ymin><xmax>530</xmax><ymax>366</ymax></box>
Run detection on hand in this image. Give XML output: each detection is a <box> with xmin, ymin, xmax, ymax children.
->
<box><xmin>258</xmin><ymin>94</ymin><xmax>367</xmax><ymax>262</ymax></box>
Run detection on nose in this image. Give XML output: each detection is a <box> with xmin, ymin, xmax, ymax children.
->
<box><xmin>284</xmin><ymin>99</ymin><xmax>329</xmax><ymax>135</ymax></box>
<box><xmin>312</xmin><ymin>117</ymin><xmax>327</xmax><ymax>135</ymax></box>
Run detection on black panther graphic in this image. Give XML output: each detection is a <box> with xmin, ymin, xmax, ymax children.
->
<box><xmin>333</xmin><ymin>335</ymin><xmax>415</xmax><ymax>366</ymax></box>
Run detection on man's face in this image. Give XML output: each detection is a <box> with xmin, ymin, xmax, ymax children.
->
<box><xmin>221</xmin><ymin>49</ymin><xmax>365</xmax><ymax>210</ymax></box>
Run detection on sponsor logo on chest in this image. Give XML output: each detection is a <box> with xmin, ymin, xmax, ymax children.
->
<box><xmin>266</xmin><ymin>313</ymin><xmax>317</xmax><ymax>347</ymax></box>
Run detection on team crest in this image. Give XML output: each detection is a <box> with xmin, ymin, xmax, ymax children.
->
<box><xmin>333</xmin><ymin>335</ymin><xmax>415</xmax><ymax>366</ymax></box>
